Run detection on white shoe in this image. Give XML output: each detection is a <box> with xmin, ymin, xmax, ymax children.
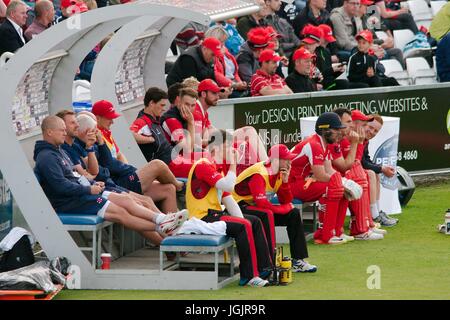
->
<box><xmin>354</xmin><ymin>231</ymin><xmax>384</xmax><ymax>241</ymax></box>
<box><xmin>292</xmin><ymin>259</ymin><xmax>318</xmax><ymax>273</ymax></box>
<box><xmin>328</xmin><ymin>236</ymin><xmax>347</xmax><ymax>245</ymax></box>
<box><xmin>157</xmin><ymin>209</ymin><xmax>189</xmax><ymax>237</ymax></box>
<box><xmin>246</xmin><ymin>276</ymin><xmax>269</xmax><ymax>287</ymax></box>
<box><xmin>339</xmin><ymin>234</ymin><xmax>355</xmax><ymax>242</ymax></box>
<box><xmin>371</xmin><ymin>227</ymin><xmax>387</xmax><ymax>235</ymax></box>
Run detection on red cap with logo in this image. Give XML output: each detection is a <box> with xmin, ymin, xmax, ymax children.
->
<box><xmin>301</xmin><ymin>25</ymin><xmax>323</xmax><ymax>44</ymax></box>
<box><xmin>259</xmin><ymin>49</ymin><xmax>282</xmax><ymax>63</ymax></box>
<box><xmin>247</xmin><ymin>27</ymin><xmax>273</xmax><ymax>49</ymax></box>
<box><xmin>265</xmin><ymin>26</ymin><xmax>283</xmax><ymax>39</ymax></box>
<box><xmin>318</xmin><ymin>24</ymin><xmax>336</xmax><ymax>43</ymax></box>
<box><xmin>268</xmin><ymin>144</ymin><xmax>297</xmax><ymax>161</ymax></box>
<box><xmin>91</xmin><ymin>100</ymin><xmax>121</xmax><ymax>119</ymax></box>
<box><xmin>355</xmin><ymin>30</ymin><xmax>374</xmax><ymax>43</ymax></box>
<box><xmin>351</xmin><ymin>110</ymin><xmax>374</xmax><ymax>122</ymax></box>
<box><xmin>202</xmin><ymin>37</ymin><xmax>223</xmax><ymax>56</ymax></box>
<box><xmin>292</xmin><ymin>47</ymin><xmax>315</xmax><ymax>61</ymax></box>
<box><xmin>198</xmin><ymin>79</ymin><xmax>225</xmax><ymax>93</ymax></box>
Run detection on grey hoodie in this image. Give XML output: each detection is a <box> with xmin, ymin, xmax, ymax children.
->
<box><xmin>330</xmin><ymin>6</ymin><xmax>358</xmax><ymax>51</ymax></box>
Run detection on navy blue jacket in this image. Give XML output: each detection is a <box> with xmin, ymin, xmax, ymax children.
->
<box><xmin>33</xmin><ymin>141</ymin><xmax>91</xmax><ymax>210</ymax></box>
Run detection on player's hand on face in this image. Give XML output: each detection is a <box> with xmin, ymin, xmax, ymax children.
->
<box><xmin>181</xmin><ymin>105</ymin><xmax>194</xmax><ymax>124</ymax></box>
<box><xmin>348</xmin><ymin>130</ymin><xmax>359</xmax><ymax>144</ymax></box>
<box><xmin>357</xmin><ymin>126</ymin><xmax>366</xmax><ymax>143</ymax></box>
<box><xmin>95</xmin><ymin>129</ymin><xmax>104</xmax><ymax>144</ymax></box>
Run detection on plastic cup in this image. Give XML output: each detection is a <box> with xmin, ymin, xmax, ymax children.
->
<box><xmin>100</xmin><ymin>253</ymin><xmax>112</xmax><ymax>269</ymax></box>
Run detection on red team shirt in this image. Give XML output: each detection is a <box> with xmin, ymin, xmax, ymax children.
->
<box><xmin>162</xmin><ymin>102</ymin><xmax>211</xmax><ymax>145</ymax></box>
<box><xmin>328</xmin><ymin>137</ymin><xmax>365</xmax><ymax>162</ymax></box>
<box><xmin>191</xmin><ymin>161</ymin><xmax>230</xmax><ymax>199</ymax></box>
<box><xmin>234</xmin><ymin>164</ymin><xmax>294</xmax><ymax>214</ymax></box>
<box><xmin>290</xmin><ymin>134</ymin><xmax>331</xmax><ymax>181</ymax></box>
<box><xmin>250</xmin><ymin>70</ymin><xmax>287</xmax><ymax>97</ymax></box>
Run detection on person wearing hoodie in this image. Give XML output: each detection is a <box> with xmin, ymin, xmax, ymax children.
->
<box><xmin>33</xmin><ymin>115</ymin><xmax>188</xmax><ymax>239</ymax></box>
<box><xmin>236</xmin><ymin>27</ymin><xmax>273</xmax><ymax>84</ymax></box>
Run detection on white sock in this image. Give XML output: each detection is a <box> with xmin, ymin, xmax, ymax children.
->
<box><xmin>371</xmin><ymin>204</ymin><xmax>379</xmax><ymax>219</ymax></box>
<box><xmin>155</xmin><ymin>213</ymin><xmax>166</xmax><ymax>225</ymax></box>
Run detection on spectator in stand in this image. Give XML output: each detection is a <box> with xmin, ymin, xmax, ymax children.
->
<box><xmin>293</xmin><ymin>0</ymin><xmax>338</xmax><ymax>62</ymax></box>
<box><xmin>277</xmin><ymin>0</ymin><xmax>302</xmax><ymax>27</ymax></box>
<box><xmin>372</xmin><ymin>0</ymin><xmax>418</xmax><ymax>34</ymax></box>
<box><xmin>166</xmin><ymin>37</ymin><xmax>221</xmax><ymax>88</ymax></box>
<box><xmin>24</xmin><ymin>0</ymin><xmax>54</xmax><ymax>41</ymax></box>
<box><xmin>347</xmin><ymin>30</ymin><xmax>381</xmax><ymax>87</ymax></box>
<box><xmin>236</xmin><ymin>0</ymin><xmax>270</xmax><ymax>40</ymax></box>
<box><xmin>330</xmin><ymin>0</ymin><xmax>361</xmax><ymax>61</ymax></box>
<box><xmin>236</xmin><ymin>27</ymin><xmax>272</xmax><ymax>84</ymax></box>
<box><xmin>81</xmin><ymin>0</ymin><xmax>97</xmax><ymax>10</ymax></box>
<box><xmin>285</xmin><ymin>47</ymin><xmax>318</xmax><ymax>93</ymax></box>
<box><xmin>347</xmin><ymin>30</ymin><xmax>399</xmax><ymax>87</ymax></box>
<box><xmin>174</xmin><ymin>22</ymin><xmax>207</xmax><ymax>53</ymax></box>
<box><xmin>205</xmin><ymin>25</ymin><xmax>247</xmax><ymax>99</ymax></box>
<box><xmin>58</xmin><ymin>0</ymin><xmax>88</xmax><ymax>22</ymax></box>
<box><xmin>357</xmin><ymin>0</ymin><xmax>404</xmax><ymax>68</ymax></box>
<box><xmin>436</xmin><ymin>32</ymin><xmax>450</xmax><ymax>83</ymax></box>
<box><xmin>316</xmin><ymin>24</ymin><xmax>368</xmax><ymax>90</ymax></box>
<box><xmin>265</xmin><ymin>25</ymin><xmax>289</xmax><ymax>78</ymax></box>
<box><xmin>0</xmin><ymin>0</ymin><xmax>27</xmax><ymax>56</ymax></box>
<box><xmin>250</xmin><ymin>49</ymin><xmax>293</xmax><ymax>96</ymax></box>
<box><xmin>264</xmin><ymin>0</ymin><xmax>300</xmax><ymax>59</ymax></box>
<box><xmin>288</xmin><ymin>24</ymin><xmax>323</xmax><ymax>74</ymax></box>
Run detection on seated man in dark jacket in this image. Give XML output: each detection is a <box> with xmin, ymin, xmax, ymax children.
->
<box><xmin>166</xmin><ymin>37</ymin><xmax>222</xmax><ymax>87</ymax></box>
<box><xmin>33</xmin><ymin>116</ymin><xmax>188</xmax><ymax>239</ymax></box>
<box><xmin>362</xmin><ymin>113</ymin><xmax>398</xmax><ymax>227</ymax></box>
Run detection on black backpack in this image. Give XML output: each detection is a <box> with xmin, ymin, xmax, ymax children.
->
<box><xmin>0</xmin><ymin>235</ymin><xmax>35</xmax><ymax>273</ymax></box>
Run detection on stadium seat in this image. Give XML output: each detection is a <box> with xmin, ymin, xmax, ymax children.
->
<box><xmin>375</xmin><ymin>31</ymin><xmax>389</xmax><ymax>41</ymax></box>
<box><xmin>407</xmin><ymin>0</ymin><xmax>433</xmax><ymax>28</ymax></box>
<box><xmin>380</xmin><ymin>59</ymin><xmax>412</xmax><ymax>85</ymax></box>
<box><xmin>406</xmin><ymin>57</ymin><xmax>437</xmax><ymax>84</ymax></box>
<box><xmin>393</xmin><ymin>29</ymin><xmax>415</xmax><ymax>52</ymax></box>
<box><xmin>159</xmin><ymin>234</ymin><xmax>236</xmax><ymax>288</ymax></box>
<box><xmin>430</xmin><ymin>0</ymin><xmax>446</xmax><ymax>16</ymax></box>
<box><xmin>58</xmin><ymin>214</ymin><xmax>114</xmax><ymax>268</ymax></box>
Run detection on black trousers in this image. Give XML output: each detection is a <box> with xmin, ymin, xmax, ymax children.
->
<box><xmin>383</xmin><ymin>14</ymin><xmax>419</xmax><ymax>34</ymax></box>
<box><xmin>202</xmin><ymin>213</ymin><xmax>272</xmax><ymax>280</ymax></box>
<box><xmin>239</xmin><ymin>204</ymin><xmax>309</xmax><ymax>260</ymax></box>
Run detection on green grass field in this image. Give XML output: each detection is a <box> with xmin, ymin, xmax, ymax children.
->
<box><xmin>57</xmin><ymin>181</ymin><xmax>450</xmax><ymax>300</ymax></box>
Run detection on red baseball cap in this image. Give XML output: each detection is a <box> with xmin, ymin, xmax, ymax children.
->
<box><xmin>301</xmin><ymin>25</ymin><xmax>323</xmax><ymax>44</ymax></box>
<box><xmin>265</xmin><ymin>26</ymin><xmax>283</xmax><ymax>39</ymax></box>
<box><xmin>318</xmin><ymin>24</ymin><xmax>336</xmax><ymax>43</ymax></box>
<box><xmin>198</xmin><ymin>79</ymin><xmax>225</xmax><ymax>93</ymax></box>
<box><xmin>351</xmin><ymin>110</ymin><xmax>374</xmax><ymax>122</ymax></box>
<box><xmin>247</xmin><ymin>27</ymin><xmax>272</xmax><ymax>49</ymax></box>
<box><xmin>360</xmin><ymin>0</ymin><xmax>374</xmax><ymax>5</ymax></box>
<box><xmin>61</xmin><ymin>0</ymin><xmax>75</xmax><ymax>8</ymax></box>
<box><xmin>202</xmin><ymin>37</ymin><xmax>223</xmax><ymax>56</ymax></box>
<box><xmin>259</xmin><ymin>49</ymin><xmax>282</xmax><ymax>63</ymax></box>
<box><xmin>91</xmin><ymin>100</ymin><xmax>121</xmax><ymax>119</ymax></box>
<box><xmin>355</xmin><ymin>30</ymin><xmax>374</xmax><ymax>43</ymax></box>
<box><xmin>268</xmin><ymin>144</ymin><xmax>296</xmax><ymax>161</ymax></box>
<box><xmin>292</xmin><ymin>47</ymin><xmax>315</xmax><ymax>61</ymax></box>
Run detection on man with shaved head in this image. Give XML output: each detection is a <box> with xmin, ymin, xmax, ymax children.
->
<box><xmin>34</xmin><ymin>116</ymin><xmax>189</xmax><ymax>240</ymax></box>
<box><xmin>24</xmin><ymin>0</ymin><xmax>54</xmax><ymax>41</ymax></box>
